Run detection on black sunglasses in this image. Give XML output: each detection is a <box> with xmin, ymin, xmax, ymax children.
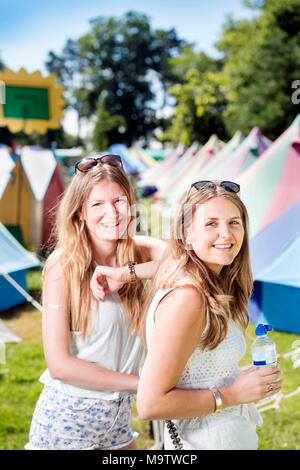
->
<box><xmin>191</xmin><ymin>180</ymin><xmax>240</xmax><ymax>194</ymax></box>
<box><xmin>75</xmin><ymin>154</ymin><xmax>123</xmax><ymax>173</ymax></box>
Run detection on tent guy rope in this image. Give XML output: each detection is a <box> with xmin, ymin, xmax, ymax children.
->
<box><xmin>1</xmin><ymin>272</ymin><xmax>42</xmax><ymax>312</ymax></box>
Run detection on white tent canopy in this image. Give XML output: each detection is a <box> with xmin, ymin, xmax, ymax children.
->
<box><xmin>0</xmin><ymin>146</ymin><xmax>15</xmax><ymax>199</ymax></box>
<box><xmin>20</xmin><ymin>148</ymin><xmax>57</xmax><ymax>201</ymax></box>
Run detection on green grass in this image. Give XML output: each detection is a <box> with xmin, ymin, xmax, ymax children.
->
<box><xmin>0</xmin><ymin>269</ymin><xmax>299</xmax><ymax>450</ymax></box>
<box><xmin>240</xmin><ymin>325</ymin><xmax>300</xmax><ymax>450</ymax></box>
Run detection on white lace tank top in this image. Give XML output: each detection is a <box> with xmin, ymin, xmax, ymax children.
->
<box><xmin>146</xmin><ymin>288</ymin><xmax>262</xmax><ymax>431</ymax></box>
<box><xmin>40</xmin><ymin>292</ymin><xmax>144</xmax><ymax>400</ymax></box>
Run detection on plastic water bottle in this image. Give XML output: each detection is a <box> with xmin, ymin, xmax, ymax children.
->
<box><xmin>251</xmin><ymin>324</ymin><xmax>280</xmax><ymax>400</ymax></box>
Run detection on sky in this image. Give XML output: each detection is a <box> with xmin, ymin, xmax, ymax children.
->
<box><xmin>0</xmin><ymin>0</ymin><xmax>256</xmax><ymax>137</ymax></box>
<box><xmin>0</xmin><ymin>0</ymin><xmax>256</xmax><ymax>73</ymax></box>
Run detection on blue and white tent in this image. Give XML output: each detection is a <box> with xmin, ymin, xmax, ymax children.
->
<box><xmin>249</xmin><ymin>199</ymin><xmax>300</xmax><ymax>334</ymax></box>
<box><xmin>109</xmin><ymin>144</ymin><xmax>147</xmax><ymax>175</ymax></box>
<box><xmin>0</xmin><ymin>222</ymin><xmax>40</xmax><ymax>312</ymax></box>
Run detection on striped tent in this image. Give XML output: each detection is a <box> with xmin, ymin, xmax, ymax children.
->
<box><xmin>248</xmin><ymin>199</ymin><xmax>300</xmax><ymax>333</ymax></box>
<box><xmin>205</xmin><ymin>127</ymin><xmax>271</xmax><ymax>180</ymax></box>
<box><xmin>238</xmin><ymin>114</ymin><xmax>300</xmax><ymax>238</ymax></box>
<box><xmin>163</xmin><ymin>135</ymin><xmax>225</xmax><ymax>206</ymax></box>
<box><xmin>108</xmin><ymin>144</ymin><xmax>148</xmax><ymax>174</ymax></box>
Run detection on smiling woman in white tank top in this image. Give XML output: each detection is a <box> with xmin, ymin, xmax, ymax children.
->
<box><xmin>25</xmin><ymin>154</ymin><xmax>166</xmax><ymax>451</ymax></box>
<box><xmin>137</xmin><ymin>181</ymin><xmax>282</xmax><ymax>450</ymax></box>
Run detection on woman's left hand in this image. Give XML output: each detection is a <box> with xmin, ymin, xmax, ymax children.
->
<box><xmin>90</xmin><ymin>265</ymin><xmax>128</xmax><ymax>301</ymax></box>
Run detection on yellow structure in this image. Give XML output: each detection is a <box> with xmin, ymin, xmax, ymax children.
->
<box><xmin>0</xmin><ymin>67</ymin><xmax>65</xmax><ymax>134</ymax></box>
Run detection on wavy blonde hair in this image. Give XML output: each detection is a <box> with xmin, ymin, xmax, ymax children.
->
<box><xmin>43</xmin><ymin>163</ymin><xmax>144</xmax><ymax>340</ymax></box>
<box><xmin>141</xmin><ymin>185</ymin><xmax>253</xmax><ymax>350</ymax></box>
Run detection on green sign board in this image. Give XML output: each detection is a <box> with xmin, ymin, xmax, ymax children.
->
<box><xmin>0</xmin><ymin>68</ymin><xmax>65</xmax><ymax>134</ymax></box>
<box><xmin>3</xmin><ymin>86</ymin><xmax>49</xmax><ymax>120</ymax></box>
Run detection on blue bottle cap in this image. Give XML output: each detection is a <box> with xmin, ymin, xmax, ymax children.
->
<box><xmin>264</xmin><ymin>324</ymin><xmax>273</xmax><ymax>331</ymax></box>
<box><xmin>255</xmin><ymin>324</ymin><xmax>267</xmax><ymax>336</ymax></box>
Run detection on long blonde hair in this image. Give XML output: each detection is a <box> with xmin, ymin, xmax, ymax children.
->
<box><xmin>141</xmin><ymin>185</ymin><xmax>253</xmax><ymax>350</ymax></box>
<box><xmin>43</xmin><ymin>163</ymin><xmax>144</xmax><ymax>340</ymax></box>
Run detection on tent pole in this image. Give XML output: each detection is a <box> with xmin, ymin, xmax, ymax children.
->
<box><xmin>1</xmin><ymin>272</ymin><xmax>42</xmax><ymax>312</ymax></box>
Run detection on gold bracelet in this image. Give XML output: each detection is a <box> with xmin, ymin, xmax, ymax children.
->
<box><xmin>127</xmin><ymin>261</ymin><xmax>137</xmax><ymax>283</ymax></box>
<box><xmin>211</xmin><ymin>388</ymin><xmax>222</xmax><ymax>412</ymax></box>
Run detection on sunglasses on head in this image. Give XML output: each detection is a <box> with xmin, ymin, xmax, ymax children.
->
<box><xmin>191</xmin><ymin>180</ymin><xmax>240</xmax><ymax>194</ymax></box>
<box><xmin>75</xmin><ymin>154</ymin><xmax>123</xmax><ymax>173</ymax></box>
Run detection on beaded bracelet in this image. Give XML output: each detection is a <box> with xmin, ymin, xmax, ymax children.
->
<box><xmin>166</xmin><ymin>420</ymin><xmax>183</xmax><ymax>450</ymax></box>
<box><xmin>127</xmin><ymin>261</ymin><xmax>137</xmax><ymax>282</ymax></box>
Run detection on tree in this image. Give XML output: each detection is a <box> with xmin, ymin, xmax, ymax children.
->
<box><xmin>161</xmin><ymin>46</ymin><xmax>229</xmax><ymax>145</ymax></box>
<box><xmin>92</xmin><ymin>97</ymin><xmax>125</xmax><ymax>151</ymax></box>
<box><xmin>216</xmin><ymin>0</ymin><xmax>300</xmax><ymax>139</ymax></box>
<box><xmin>45</xmin><ymin>11</ymin><xmax>185</xmax><ymax>147</ymax></box>
<box><xmin>161</xmin><ymin>0</ymin><xmax>300</xmax><ymax>145</ymax></box>
<box><xmin>46</xmin><ymin>39</ymin><xmax>89</xmax><ymax>145</ymax></box>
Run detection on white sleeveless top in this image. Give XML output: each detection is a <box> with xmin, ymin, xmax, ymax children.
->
<box><xmin>40</xmin><ymin>292</ymin><xmax>144</xmax><ymax>400</ymax></box>
<box><xmin>146</xmin><ymin>288</ymin><xmax>263</xmax><ymax>450</ymax></box>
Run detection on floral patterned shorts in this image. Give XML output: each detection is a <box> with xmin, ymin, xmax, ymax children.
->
<box><xmin>25</xmin><ymin>386</ymin><xmax>136</xmax><ymax>450</ymax></box>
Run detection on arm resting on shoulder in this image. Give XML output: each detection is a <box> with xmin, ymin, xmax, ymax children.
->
<box><xmin>133</xmin><ymin>235</ymin><xmax>168</xmax><ymax>280</ymax></box>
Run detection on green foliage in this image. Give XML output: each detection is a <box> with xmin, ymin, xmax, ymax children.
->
<box><xmin>216</xmin><ymin>0</ymin><xmax>300</xmax><ymax>139</ymax></box>
<box><xmin>46</xmin><ymin>11</ymin><xmax>185</xmax><ymax>147</ymax></box>
<box><xmin>0</xmin><ymin>341</ymin><xmax>45</xmax><ymax>450</ymax></box>
<box><xmin>92</xmin><ymin>98</ymin><xmax>126</xmax><ymax>151</ymax></box>
<box><xmin>161</xmin><ymin>46</ymin><xmax>229</xmax><ymax>145</ymax></box>
<box><xmin>240</xmin><ymin>324</ymin><xmax>300</xmax><ymax>450</ymax></box>
<box><xmin>46</xmin><ymin>39</ymin><xmax>90</xmax><ymax>146</ymax></box>
<box><xmin>163</xmin><ymin>0</ymin><xmax>300</xmax><ymax>144</ymax></box>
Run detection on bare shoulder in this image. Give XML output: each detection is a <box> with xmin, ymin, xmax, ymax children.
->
<box><xmin>134</xmin><ymin>235</ymin><xmax>167</xmax><ymax>262</ymax></box>
<box><xmin>158</xmin><ymin>286</ymin><xmax>204</xmax><ymax>311</ymax></box>
<box><xmin>42</xmin><ymin>250</ymin><xmax>70</xmax><ymax>308</ymax></box>
<box><xmin>43</xmin><ymin>249</ymin><xmax>66</xmax><ymax>282</ymax></box>
<box><xmin>156</xmin><ymin>286</ymin><xmax>205</xmax><ymax>329</ymax></box>
<box><xmin>152</xmin><ymin>286</ymin><xmax>206</xmax><ymax>355</ymax></box>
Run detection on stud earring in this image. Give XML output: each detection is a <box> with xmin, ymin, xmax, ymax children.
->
<box><xmin>185</xmin><ymin>236</ymin><xmax>193</xmax><ymax>251</ymax></box>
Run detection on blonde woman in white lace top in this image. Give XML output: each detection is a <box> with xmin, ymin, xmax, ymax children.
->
<box><xmin>137</xmin><ymin>181</ymin><xmax>282</xmax><ymax>450</ymax></box>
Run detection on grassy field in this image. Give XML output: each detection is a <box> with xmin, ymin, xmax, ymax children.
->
<box><xmin>0</xmin><ymin>268</ymin><xmax>299</xmax><ymax>450</ymax></box>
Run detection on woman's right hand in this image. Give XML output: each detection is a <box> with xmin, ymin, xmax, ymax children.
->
<box><xmin>90</xmin><ymin>265</ymin><xmax>128</xmax><ymax>301</ymax></box>
<box><xmin>229</xmin><ymin>365</ymin><xmax>283</xmax><ymax>405</ymax></box>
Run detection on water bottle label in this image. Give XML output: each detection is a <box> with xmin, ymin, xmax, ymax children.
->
<box><xmin>252</xmin><ymin>347</ymin><xmax>277</xmax><ymax>366</ymax></box>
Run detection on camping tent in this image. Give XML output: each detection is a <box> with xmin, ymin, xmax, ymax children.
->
<box><xmin>139</xmin><ymin>144</ymin><xmax>186</xmax><ymax>187</ymax></box>
<box><xmin>248</xmin><ymin>199</ymin><xmax>300</xmax><ymax>334</ymax></box>
<box><xmin>109</xmin><ymin>144</ymin><xmax>148</xmax><ymax>174</ymax></box>
<box><xmin>0</xmin><ymin>146</ymin><xmax>65</xmax><ymax>249</ymax></box>
<box><xmin>205</xmin><ymin>127</ymin><xmax>271</xmax><ymax>180</ymax></box>
<box><xmin>188</xmin><ymin>131</ymin><xmax>243</xmax><ymax>182</ymax></box>
<box><xmin>0</xmin><ymin>222</ymin><xmax>40</xmax><ymax>312</ymax></box>
<box><xmin>163</xmin><ymin>133</ymin><xmax>240</xmax><ymax>206</ymax></box>
<box><xmin>155</xmin><ymin>141</ymin><xmax>200</xmax><ymax>195</ymax></box>
<box><xmin>0</xmin><ymin>145</ymin><xmax>16</xmax><ymax>199</ymax></box>
<box><xmin>130</xmin><ymin>146</ymin><xmax>157</xmax><ymax>168</ymax></box>
<box><xmin>238</xmin><ymin>114</ymin><xmax>300</xmax><ymax>238</ymax></box>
